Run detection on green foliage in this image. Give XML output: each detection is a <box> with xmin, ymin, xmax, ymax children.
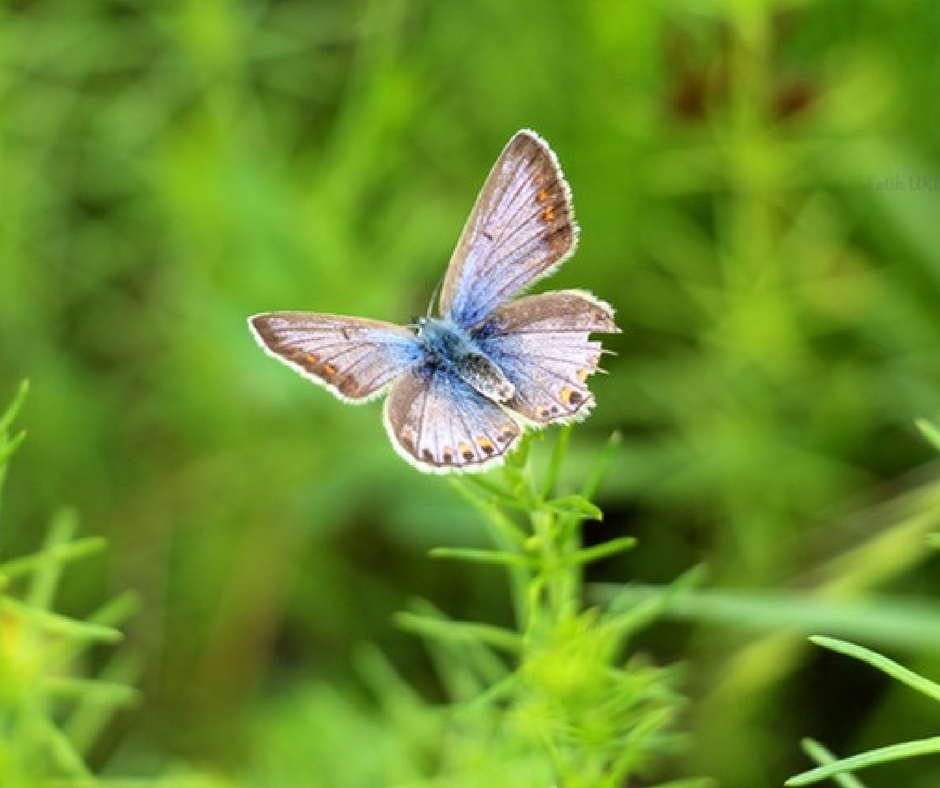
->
<box><xmin>389</xmin><ymin>430</ymin><xmax>701</xmax><ymax>788</ymax></box>
<box><xmin>787</xmin><ymin>637</ymin><xmax>940</xmax><ymax>786</ymax></box>
<box><xmin>3</xmin><ymin>1</ymin><xmax>940</xmax><ymax>785</ymax></box>
<box><xmin>0</xmin><ymin>384</ymin><xmax>137</xmax><ymax>786</ymax></box>
<box><xmin>786</xmin><ymin>424</ymin><xmax>940</xmax><ymax>787</ymax></box>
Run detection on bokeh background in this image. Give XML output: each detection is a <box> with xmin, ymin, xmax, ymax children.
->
<box><xmin>3</xmin><ymin>0</ymin><xmax>940</xmax><ymax>786</ymax></box>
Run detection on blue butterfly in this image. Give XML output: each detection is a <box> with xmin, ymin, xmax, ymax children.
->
<box><xmin>249</xmin><ymin>130</ymin><xmax>619</xmax><ymax>473</ymax></box>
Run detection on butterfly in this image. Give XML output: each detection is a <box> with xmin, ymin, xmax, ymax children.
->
<box><xmin>249</xmin><ymin>130</ymin><xmax>620</xmax><ymax>473</ymax></box>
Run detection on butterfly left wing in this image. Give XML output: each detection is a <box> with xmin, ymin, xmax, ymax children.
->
<box><xmin>249</xmin><ymin>313</ymin><xmax>423</xmax><ymax>403</ymax></box>
<box><xmin>384</xmin><ymin>365</ymin><xmax>521</xmax><ymax>473</ymax></box>
<box><xmin>474</xmin><ymin>290</ymin><xmax>619</xmax><ymax>424</ymax></box>
<box><xmin>439</xmin><ymin>130</ymin><xmax>579</xmax><ymax>328</ymax></box>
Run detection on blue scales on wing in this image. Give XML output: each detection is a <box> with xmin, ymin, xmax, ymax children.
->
<box><xmin>439</xmin><ymin>130</ymin><xmax>579</xmax><ymax>329</ymax></box>
<box><xmin>383</xmin><ymin>365</ymin><xmax>521</xmax><ymax>473</ymax></box>
<box><xmin>249</xmin><ymin>313</ymin><xmax>425</xmax><ymax>403</ymax></box>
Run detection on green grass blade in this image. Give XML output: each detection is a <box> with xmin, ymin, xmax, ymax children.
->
<box><xmin>594</xmin><ymin>586</ymin><xmax>940</xmax><ymax>653</ymax></box>
<box><xmin>810</xmin><ymin>635</ymin><xmax>940</xmax><ymax>703</ymax></box>
<box><xmin>800</xmin><ymin>739</ymin><xmax>869</xmax><ymax>788</ymax></box>
<box><xmin>786</xmin><ymin>736</ymin><xmax>940</xmax><ymax>785</ymax></box>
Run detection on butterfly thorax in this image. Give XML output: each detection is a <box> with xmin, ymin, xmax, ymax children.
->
<box><xmin>416</xmin><ymin>317</ymin><xmax>515</xmax><ymax>403</ymax></box>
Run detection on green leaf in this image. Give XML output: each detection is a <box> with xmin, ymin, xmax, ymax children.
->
<box><xmin>42</xmin><ymin>676</ymin><xmax>139</xmax><ymax>707</ymax></box>
<box><xmin>544</xmin><ymin>494</ymin><xmax>603</xmax><ymax>520</ymax></box>
<box><xmin>428</xmin><ymin>546</ymin><xmax>533</xmax><ymax>568</ymax></box>
<box><xmin>450</xmin><ymin>479</ymin><xmax>529</xmax><ymax>546</ymax></box>
<box><xmin>394</xmin><ymin>611</ymin><xmax>522</xmax><ymax>653</ymax></box>
<box><xmin>541</xmin><ymin>425</ymin><xmax>572</xmax><ymax>500</ymax></box>
<box><xmin>0</xmin><ymin>537</ymin><xmax>108</xmax><ymax>579</ymax></box>
<box><xmin>786</xmin><ymin>736</ymin><xmax>940</xmax><ymax>785</ymax></box>
<box><xmin>455</xmin><ymin>474</ymin><xmax>517</xmax><ymax>505</ymax></box>
<box><xmin>0</xmin><ymin>379</ymin><xmax>28</xmax><ymax>435</ymax></box>
<box><xmin>0</xmin><ymin>598</ymin><xmax>123</xmax><ymax>643</ymax></box>
<box><xmin>581</xmin><ymin>430</ymin><xmax>621</xmax><ymax>500</ymax></box>
<box><xmin>27</xmin><ymin>703</ymin><xmax>94</xmax><ymax>778</ymax></box>
<box><xmin>28</xmin><ymin>508</ymin><xmax>80</xmax><ymax>611</ymax></box>
<box><xmin>0</xmin><ymin>429</ymin><xmax>26</xmax><ymax>467</ymax></box>
<box><xmin>568</xmin><ymin>536</ymin><xmax>637</xmax><ymax>566</ymax></box>
<box><xmin>601</xmin><ymin>565</ymin><xmax>707</xmax><ymax>638</ymax></box>
<box><xmin>810</xmin><ymin>635</ymin><xmax>940</xmax><ymax>703</ymax></box>
<box><xmin>915</xmin><ymin>418</ymin><xmax>940</xmax><ymax>453</ymax></box>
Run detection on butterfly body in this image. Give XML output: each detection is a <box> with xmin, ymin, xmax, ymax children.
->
<box><xmin>415</xmin><ymin>317</ymin><xmax>515</xmax><ymax>403</ymax></box>
<box><xmin>250</xmin><ymin>129</ymin><xmax>620</xmax><ymax>473</ymax></box>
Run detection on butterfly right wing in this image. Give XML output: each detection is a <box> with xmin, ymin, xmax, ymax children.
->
<box><xmin>383</xmin><ymin>365</ymin><xmax>521</xmax><ymax>473</ymax></box>
<box><xmin>249</xmin><ymin>312</ymin><xmax>424</xmax><ymax>403</ymax></box>
<box><xmin>474</xmin><ymin>290</ymin><xmax>619</xmax><ymax>424</ymax></box>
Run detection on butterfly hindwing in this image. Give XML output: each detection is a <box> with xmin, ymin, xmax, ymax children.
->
<box><xmin>383</xmin><ymin>365</ymin><xmax>521</xmax><ymax>473</ymax></box>
<box><xmin>439</xmin><ymin>130</ymin><xmax>578</xmax><ymax>328</ymax></box>
<box><xmin>249</xmin><ymin>313</ymin><xmax>424</xmax><ymax>403</ymax></box>
<box><xmin>475</xmin><ymin>290</ymin><xmax>619</xmax><ymax>424</ymax></box>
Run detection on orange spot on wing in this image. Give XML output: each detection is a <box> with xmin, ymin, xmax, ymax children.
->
<box><xmin>323</xmin><ymin>363</ymin><xmax>338</xmax><ymax>376</ymax></box>
<box><xmin>304</xmin><ymin>353</ymin><xmax>318</xmax><ymax>364</ymax></box>
<box><xmin>476</xmin><ymin>437</ymin><xmax>495</xmax><ymax>455</ymax></box>
<box><xmin>536</xmin><ymin>187</ymin><xmax>550</xmax><ymax>203</ymax></box>
<box><xmin>561</xmin><ymin>387</ymin><xmax>584</xmax><ymax>407</ymax></box>
<box><xmin>458</xmin><ymin>442</ymin><xmax>474</xmax><ymax>461</ymax></box>
<box><xmin>542</xmin><ymin>206</ymin><xmax>556</xmax><ymax>223</ymax></box>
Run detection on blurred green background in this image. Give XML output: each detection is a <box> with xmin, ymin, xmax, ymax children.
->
<box><xmin>3</xmin><ymin>0</ymin><xmax>940</xmax><ymax>785</ymax></box>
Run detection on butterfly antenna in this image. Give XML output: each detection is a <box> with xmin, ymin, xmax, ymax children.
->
<box><xmin>426</xmin><ymin>276</ymin><xmax>444</xmax><ymax>317</ymax></box>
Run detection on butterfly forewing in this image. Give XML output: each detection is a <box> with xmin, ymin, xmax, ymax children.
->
<box><xmin>384</xmin><ymin>366</ymin><xmax>521</xmax><ymax>472</ymax></box>
<box><xmin>249</xmin><ymin>313</ymin><xmax>424</xmax><ymax>403</ymax></box>
<box><xmin>439</xmin><ymin>130</ymin><xmax>578</xmax><ymax>328</ymax></box>
<box><xmin>475</xmin><ymin>290</ymin><xmax>619</xmax><ymax>424</ymax></box>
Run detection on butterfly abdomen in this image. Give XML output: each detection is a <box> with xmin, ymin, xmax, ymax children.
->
<box><xmin>454</xmin><ymin>352</ymin><xmax>515</xmax><ymax>403</ymax></box>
